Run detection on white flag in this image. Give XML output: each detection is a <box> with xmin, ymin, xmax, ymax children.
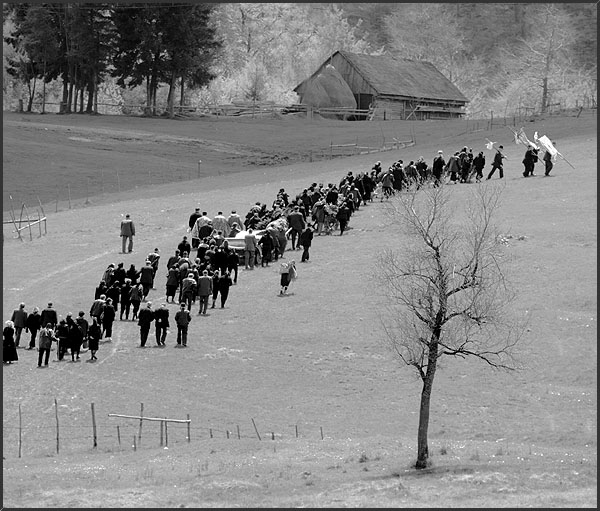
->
<box><xmin>485</xmin><ymin>139</ymin><xmax>496</xmax><ymax>151</ymax></box>
<box><xmin>537</xmin><ymin>135</ymin><xmax>559</xmax><ymax>161</ymax></box>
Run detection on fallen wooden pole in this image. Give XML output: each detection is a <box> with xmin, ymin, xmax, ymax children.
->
<box><xmin>108</xmin><ymin>413</ymin><xmax>191</xmax><ymax>423</ymax></box>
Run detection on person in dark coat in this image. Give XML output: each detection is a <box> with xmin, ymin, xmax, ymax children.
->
<box><xmin>75</xmin><ymin>311</ymin><xmax>89</xmax><ymax>351</ymax></box>
<box><xmin>120</xmin><ymin>279</ymin><xmax>133</xmax><ymax>320</ymax></box>
<box><xmin>112</xmin><ymin>263</ymin><xmax>127</xmax><ymax>289</ymax></box>
<box><xmin>100</xmin><ymin>298</ymin><xmax>116</xmax><ymax>340</ymax></box>
<box><xmin>154</xmin><ymin>303</ymin><xmax>169</xmax><ymax>346</ymax></box>
<box><xmin>174</xmin><ymin>303</ymin><xmax>192</xmax><ymax>347</ymax></box>
<box><xmin>106</xmin><ymin>281</ymin><xmax>121</xmax><ymax>312</ymax></box>
<box><xmin>40</xmin><ymin>303</ymin><xmax>58</xmax><ymax>330</ymax></box>
<box><xmin>3</xmin><ymin>320</ymin><xmax>18</xmax><ymax>364</ymax></box>
<box><xmin>126</xmin><ymin>264</ymin><xmax>139</xmax><ymax>285</ymax></box>
<box><xmin>10</xmin><ymin>302</ymin><xmax>28</xmax><ymax>348</ymax></box>
<box><xmin>299</xmin><ymin>226</ymin><xmax>314</xmax><ymax>263</ymax></box>
<box><xmin>258</xmin><ymin>231</ymin><xmax>274</xmax><ymax>267</ymax></box>
<box><xmin>336</xmin><ymin>202</ymin><xmax>351</xmax><ymax>236</ymax></box>
<box><xmin>55</xmin><ymin>318</ymin><xmax>70</xmax><ymax>361</ymax></box>
<box><xmin>66</xmin><ymin>313</ymin><xmax>83</xmax><ymax>361</ymax></box>
<box><xmin>137</xmin><ymin>302</ymin><xmax>155</xmax><ymax>347</ymax></box>
<box><xmin>188</xmin><ymin>207</ymin><xmax>201</xmax><ymax>231</ymax></box>
<box><xmin>177</xmin><ymin>236</ymin><xmax>192</xmax><ymax>257</ymax></box>
<box><xmin>487</xmin><ymin>145</ymin><xmax>506</xmax><ymax>180</ymax></box>
<box><xmin>218</xmin><ymin>271</ymin><xmax>233</xmax><ymax>308</ymax></box>
<box><xmin>212</xmin><ymin>245</ymin><xmax>229</xmax><ymax>275</ymax></box>
<box><xmin>472</xmin><ymin>151</ymin><xmax>486</xmax><ymax>182</ymax></box>
<box><xmin>120</xmin><ymin>213</ymin><xmax>135</xmax><ymax>253</ymax></box>
<box><xmin>166</xmin><ymin>265</ymin><xmax>180</xmax><ymax>303</ymax></box>
<box><xmin>87</xmin><ymin>317</ymin><xmax>101</xmax><ymax>361</ymax></box>
<box><xmin>90</xmin><ymin>295</ymin><xmax>106</xmax><ymax>326</ymax></box>
<box><xmin>210</xmin><ymin>270</ymin><xmax>221</xmax><ymax>309</ymax></box>
<box><xmin>130</xmin><ymin>283</ymin><xmax>143</xmax><ymax>321</ymax></box>
<box><xmin>95</xmin><ymin>280</ymin><xmax>108</xmax><ymax>300</ymax></box>
<box><xmin>522</xmin><ymin>145</ymin><xmax>539</xmax><ymax>177</ymax></box>
<box><xmin>139</xmin><ymin>261</ymin><xmax>154</xmax><ymax>300</ymax></box>
<box><xmin>37</xmin><ymin>323</ymin><xmax>56</xmax><ymax>366</ymax></box>
<box><xmin>25</xmin><ymin>306</ymin><xmax>42</xmax><ymax>349</ymax></box>
<box><xmin>432</xmin><ymin>150</ymin><xmax>446</xmax><ymax>187</ymax></box>
<box><xmin>226</xmin><ymin>248</ymin><xmax>239</xmax><ymax>284</ymax></box>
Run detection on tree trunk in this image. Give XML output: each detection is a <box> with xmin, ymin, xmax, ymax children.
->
<box><xmin>540</xmin><ymin>27</ymin><xmax>555</xmax><ymax>114</ymax></box>
<box><xmin>179</xmin><ymin>76</ymin><xmax>185</xmax><ymax>107</ymax></box>
<box><xmin>416</xmin><ymin>330</ymin><xmax>440</xmax><ymax>470</ymax></box>
<box><xmin>42</xmin><ymin>59</ymin><xmax>47</xmax><ymax>114</ymax></box>
<box><xmin>86</xmin><ymin>76</ymin><xmax>94</xmax><ymax>113</ymax></box>
<box><xmin>144</xmin><ymin>76</ymin><xmax>152</xmax><ymax>116</ymax></box>
<box><xmin>61</xmin><ymin>78</ymin><xmax>69</xmax><ymax>113</ymax></box>
<box><xmin>167</xmin><ymin>73</ymin><xmax>176</xmax><ymax>118</ymax></box>
<box><xmin>27</xmin><ymin>77</ymin><xmax>36</xmax><ymax>112</ymax></box>
<box><xmin>416</xmin><ymin>371</ymin><xmax>435</xmax><ymax>469</ymax></box>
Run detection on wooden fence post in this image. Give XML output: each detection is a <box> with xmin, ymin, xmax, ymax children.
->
<box><xmin>251</xmin><ymin>418</ymin><xmax>261</xmax><ymax>441</ymax></box>
<box><xmin>19</xmin><ymin>403</ymin><xmax>22</xmax><ymax>458</ymax></box>
<box><xmin>117</xmin><ymin>426</ymin><xmax>121</xmax><ymax>447</ymax></box>
<box><xmin>295</xmin><ymin>424</ymin><xmax>298</xmax><ymax>438</ymax></box>
<box><xmin>91</xmin><ymin>403</ymin><xmax>97</xmax><ymax>449</ymax></box>
<box><xmin>138</xmin><ymin>403</ymin><xmax>143</xmax><ymax>446</ymax></box>
<box><xmin>133</xmin><ymin>435</ymin><xmax>136</xmax><ymax>451</ymax></box>
<box><xmin>320</xmin><ymin>426</ymin><xmax>324</xmax><ymax>440</ymax></box>
<box><xmin>54</xmin><ymin>398</ymin><xmax>60</xmax><ymax>455</ymax></box>
<box><xmin>187</xmin><ymin>414</ymin><xmax>191</xmax><ymax>443</ymax></box>
<box><xmin>67</xmin><ymin>184</ymin><xmax>72</xmax><ymax>210</ymax></box>
<box><xmin>237</xmin><ymin>425</ymin><xmax>240</xmax><ymax>440</ymax></box>
<box><xmin>160</xmin><ymin>420</ymin><xmax>164</xmax><ymax>447</ymax></box>
<box><xmin>164</xmin><ymin>418</ymin><xmax>168</xmax><ymax>446</ymax></box>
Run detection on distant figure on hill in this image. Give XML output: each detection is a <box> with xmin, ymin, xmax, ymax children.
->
<box><xmin>120</xmin><ymin>214</ymin><xmax>135</xmax><ymax>253</ymax></box>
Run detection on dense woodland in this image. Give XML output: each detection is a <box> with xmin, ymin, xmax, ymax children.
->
<box><xmin>3</xmin><ymin>3</ymin><xmax>597</xmax><ymax>118</ymax></box>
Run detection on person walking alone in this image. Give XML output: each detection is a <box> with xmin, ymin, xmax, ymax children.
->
<box><xmin>299</xmin><ymin>226</ymin><xmax>313</xmax><ymax>262</ymax></box>
<box><xmin>120</xmin><ymin>213</ymin><xmax>135</xmax><ymax>253</ymax></box>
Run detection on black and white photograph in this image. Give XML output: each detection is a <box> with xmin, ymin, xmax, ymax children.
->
<box><xmin>3</xmin><ymin>2</ymin><xmax>596</xmax><ymax>507</ymax></box>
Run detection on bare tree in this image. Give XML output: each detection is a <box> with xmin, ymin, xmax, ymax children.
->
<box><xmin>375</xmin><ymin>183</ymin><xmax>524</xmax><ymax>470</ymax></box>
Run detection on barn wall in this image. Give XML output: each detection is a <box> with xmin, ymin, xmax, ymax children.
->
<box><xmin>370</xmin><ymin>98</ymin><xmax>466</xmax><ymax>121</ymax></box>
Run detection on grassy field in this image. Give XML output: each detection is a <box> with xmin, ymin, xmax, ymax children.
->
<box><xmin>2</xmin><ymin>109</ymin><xmax>597</xmax><ymax>507</ymax></box>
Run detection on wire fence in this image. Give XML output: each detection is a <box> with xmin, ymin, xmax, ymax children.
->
<box><xmin>2</xmin><ymin>400</ymin><xmax>330</xmax><ymax>459</ymax></box>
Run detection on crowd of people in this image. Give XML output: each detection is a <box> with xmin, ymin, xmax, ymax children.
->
<box><xmin>4</xmin><ymin>140</ymin><xmax>560</xmax><ymax>366</ymax></box>
<box><xmin>4</xmin><ymin>166</ymin><xmax>371</xmax><ymax>365</ymax></box>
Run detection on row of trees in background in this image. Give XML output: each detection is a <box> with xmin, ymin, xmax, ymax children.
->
<box><xmin>3</xmin><ymin>3</ymin><xmax>220</xmax><ymax>116</ymax></box>
<box><xmin>3</xmin><ymin>3</ymin><xmax>597</xmax><ymax>118</ymax></box>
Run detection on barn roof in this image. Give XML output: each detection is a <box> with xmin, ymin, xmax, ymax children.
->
<box><xmin>296</xmin><ymin>50</ymin><xmax>469</xmax><ymax>104</ymax></box>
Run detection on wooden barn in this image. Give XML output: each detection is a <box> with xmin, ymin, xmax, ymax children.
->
<box><xmin>294</xmin><ymin>50</ymin><xmax>469</xmax><ymax>121</ymax></box>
